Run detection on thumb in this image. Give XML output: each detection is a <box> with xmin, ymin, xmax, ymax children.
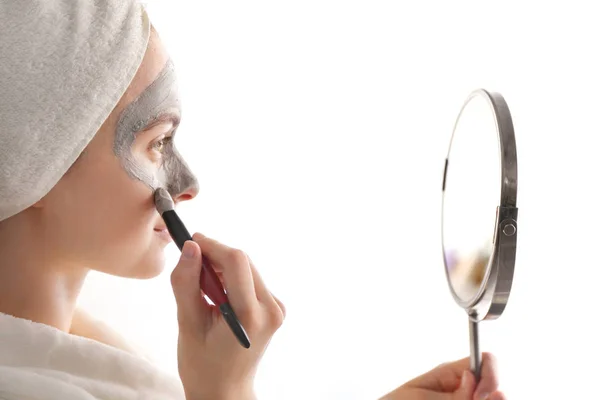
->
<box><xmin>170</xmin><ymin>240</ymin><xmax>209</xmax><ymax>333</ymax></box>
<box><xmin>452</xmin><ymin>371</ymin><xmax>476</xmax><ymax>400</ymax></box>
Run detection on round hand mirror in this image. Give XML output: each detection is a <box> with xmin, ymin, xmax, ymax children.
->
<box><xmin>441</xmin><ymin>89</ymin><xmax>518</xmax><ymax>381</ymax></box>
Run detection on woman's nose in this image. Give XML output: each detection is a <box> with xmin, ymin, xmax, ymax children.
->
<box><xmin>172</xmin><ymin>179</ymin><xmax>199</xmax><ymax>204</ymax></box>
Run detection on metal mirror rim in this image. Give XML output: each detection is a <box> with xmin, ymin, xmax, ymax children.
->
<box><xmin>441</xmin><ymin>88</ymin><xmax>518</xmax><ymax>318</ymax></box>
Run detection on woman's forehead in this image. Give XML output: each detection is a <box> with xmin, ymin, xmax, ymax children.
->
<box><xmin>116</xmin><ymin>59</ymin><xmax>180</xmax><ymax>136</ymax></box>
<box><xmin>117</xmin><ymin>30</ymin><xmax>171</xmax><ymax>112</ymax></box>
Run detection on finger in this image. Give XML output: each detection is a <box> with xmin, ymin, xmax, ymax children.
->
<box><xmin>246</xmin><ymin>255</ymin><xmax>285</xmax><ymax>328</ymax></box>
<box><xmin>404</xmin><ymin>357</ymin><xmax>470</xmax><ymax>392</ymax></box>
<box><xmin>170</xmin><ymin>240</ymin><xmax>210</xmax><ymax>333</ymax></box>
<box><xmin>378</xmin><ymin>387</ymin><xmax>450</xmax><ymax>400</ymax></box>
<box><xmin>487</xmin><ymin>391</ymin><xmax>506</xmax><ymax>400</ymax></box>
<box><xmin>407</xmin><ymin>388</ymin><xmax>452</xmax><ymax>400</ymax></box>
<box><xmin>192</xmin><ymin>233</ymin><xmax>258</xmax><ymax>316</ymax></box>
<box><xmin>451</xmin><ymin>371</ymin><xmax>476</xmax><ymax>400</ymax></box>
<box><xmin>474</xmin><ymin>353</ymin><xmax>499</xmax><ymax>400</ymax></box>
<box><xmin>244</xmin><ymin>254</ymin><xmax>273</xmax><ymax>301</ymax></box>
<box><xmin>271</xmin><ymin>292</ymin><xmax>287</xmax><ymax>320</ymax></box>
<box><xmin>208</xmin><ymin>246</ymin><xmax>286</xmax><ymax>323</ymax></box>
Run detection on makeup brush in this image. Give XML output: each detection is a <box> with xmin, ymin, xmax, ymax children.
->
<box><xmin>154</xmin><ymin>188</ymin><xmax>251</xmax><ymax>349</ymax></box>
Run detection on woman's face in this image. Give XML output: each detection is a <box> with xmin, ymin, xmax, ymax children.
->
<box><xmin>39</xmin><ymin>29</ymin><xmax>198</xmax><ymax>278</ymax></box>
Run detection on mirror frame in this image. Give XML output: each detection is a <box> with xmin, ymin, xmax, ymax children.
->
<box><xmin>441</xmin><ymin>88</ymin><xmax>518</xmax><ymax>322</ymax></box>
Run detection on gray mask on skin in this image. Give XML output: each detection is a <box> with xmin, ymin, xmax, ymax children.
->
<box><xmin>114</xmin><ymin>59</ymin><xmax>198</xmax><ymax>197</ymax></box>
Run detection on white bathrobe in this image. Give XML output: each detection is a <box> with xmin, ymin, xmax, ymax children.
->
<box><xmin>0</xmin><ymin>312</ymin><xmax>185</xmax><ymax>400</ymax></box>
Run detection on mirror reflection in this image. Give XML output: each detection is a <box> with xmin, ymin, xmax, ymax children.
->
<box><xmin>443</xmin><ymin>94</ymin><xmax>501</xmax><ymax>303</ymax></box>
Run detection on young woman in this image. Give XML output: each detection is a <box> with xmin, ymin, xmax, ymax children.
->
<box><xmin>0</xmin><ymin>1</ymin><xmax>504</xmax><ymax>399</ymax></box>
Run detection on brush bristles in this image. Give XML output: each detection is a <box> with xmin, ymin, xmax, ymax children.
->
<box><xmin>154</xmin><ymin>188</ymin><xmax>175</xmax><ymax>214</ymax></box>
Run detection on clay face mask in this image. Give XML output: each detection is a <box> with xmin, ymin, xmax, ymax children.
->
<box><xmin>114</xmin><ymin>59</ymin><xmax>198</xmax><ymax>197</ymax></box>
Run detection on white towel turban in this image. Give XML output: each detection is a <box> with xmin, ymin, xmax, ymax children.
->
<box><xmin>0</xmin><ymin>0</ymin><xmax>150</xmax><ymax>221</ymax></box>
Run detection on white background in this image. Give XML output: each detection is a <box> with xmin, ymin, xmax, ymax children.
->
<box><xmin>78</xmin><ymin>2</ymin><xmax>600</xmax><ymax>399</ymax></box>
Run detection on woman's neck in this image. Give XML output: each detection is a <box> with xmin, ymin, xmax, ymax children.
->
<box><xmin>0</xmin><ymin>263</ymin><xmax>88</xmax><ymax>332</ymax></box>
<box><xmin>0</xmin><ymin>220</ymin><xmax>89</xmax><ymax>332</ymax></box>
<box><xmin>0</xmin><ymin>215</ymin><xmax>143</xmax><ymax>356</ymax></box>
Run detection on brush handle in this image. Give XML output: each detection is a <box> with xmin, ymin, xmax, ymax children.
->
<box><xmin>200</xmin><ymin>259</ymin><xmax>229</xmax><ymax>306</ymax></box>
<box><xmin>163</xmin><ymin>210</ymin><xmax>192</xmax><ymax>251</ymax></box>
<box><xmin>162</xmin><ymin>210</ymin><xmax>228</xmax><ymax>306</ymax></box>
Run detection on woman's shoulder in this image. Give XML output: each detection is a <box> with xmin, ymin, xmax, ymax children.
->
<box><xmin>0</xmin><ymin>312</ymin><xmax>185</xmax><ymax>400</ymax></box>
<box><xmin>69</xmin><ymin>308</ymin><xmax>147</xmax><ymax>357</ymax></box>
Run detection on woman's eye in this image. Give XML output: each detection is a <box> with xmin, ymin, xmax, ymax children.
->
<box><xmin>151</xmin><ymin>136</ymin><xmax>172</xmax><ymax>153</ymax></box>
<box><xmin>153</xmin><ymin>139</ymin><xmax>165</xmax><ymax>152</ymax></box>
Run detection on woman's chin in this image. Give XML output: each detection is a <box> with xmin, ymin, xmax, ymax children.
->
<box><xmin>139</xmin><ymin>253</ymin><xmax>167</xmax><ymax>279</ymax></box>
<box><xmin>122</xmin><ymin>249</ymin><xmax>167</xmax><ymax>279</ymax></box>
<box><xmin>99</xmin><ymin>237</ymin><xmax>169</xmax><ymax>279</ymax></box>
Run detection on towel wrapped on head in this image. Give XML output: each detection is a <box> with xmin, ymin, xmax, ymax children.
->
<box><xmin>0</xmin><ymin>0</ymin><xmax>151</xmax><ymax>221</ymax></box>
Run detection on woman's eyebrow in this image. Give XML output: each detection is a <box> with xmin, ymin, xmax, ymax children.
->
<box><xmin>142</xmin><ymin>112</ymin><xmax>181</xmax><ymax>131</ymax></box>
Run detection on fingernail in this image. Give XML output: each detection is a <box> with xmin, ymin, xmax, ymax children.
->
<box><xmin>478</xmin><ymin>393</ymin><xmax>490</xmax><ymax>400</ymax></box>
<box><xmin>460</xmin><ymin>371</ymin><xmax>469</xmax><ymax>388</ymax></box>
<box><xmin>182</xmin><ymin>241</ymin><xmax>196</xmax><ymax>259</ymax></box>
